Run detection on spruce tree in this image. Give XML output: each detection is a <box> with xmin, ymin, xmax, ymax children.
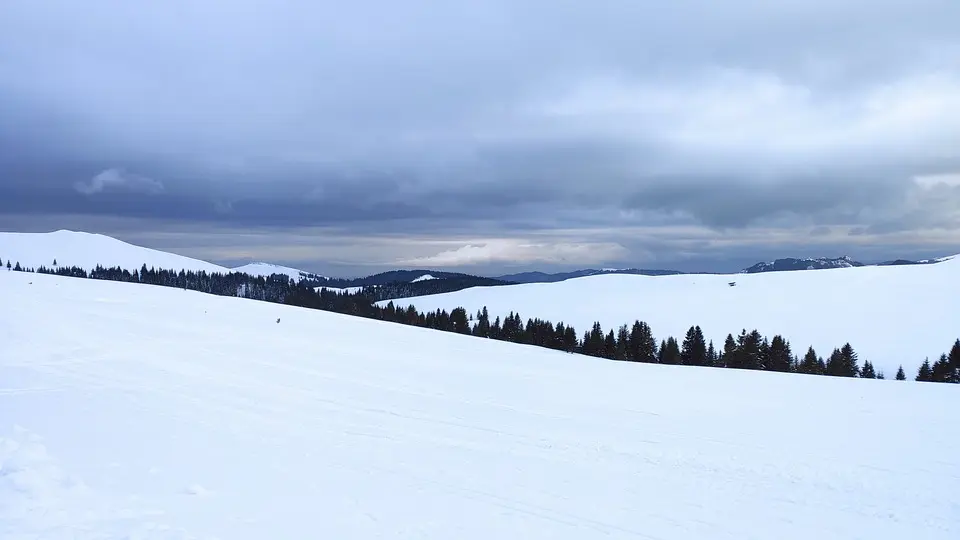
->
<box><xmin>826</xmin><ymin>348</ymin><xmax>844</xmax><ymax>377</ymax></box>
<box><xmin>721</xmin><ymin>333</ymin><xmax>737</xmax><ymax>368</ymax></box>
<box><xmin>629</xmin><ymin>321</ymin><xmax>658</xmax><ymax>363</ymax></box>
<box><xmin>930</xmin><ymin>354</ymin><xmax>951</xmax><ymax>383</ymax></box>
<box><xmin>861</xmin><ymin>360</ymin><xmax>876</xmax><ymax>379</ymax></box>
<box><xmin>948</xmin><ymin>339</ymin><xmax>960</xmax><ymax>383</ymax></box>
<box><xmin>840</xmin><ymin>343</ymin><xmax>860</xmax><ymax>377</ymax></box>
<box><xmin>768</xmin><ymin>335</ymin><xmax>793</xmax><ymax>372</ymax></box>
<box><xmin>681</xmin><ymin>326</ymin><xmax>708</xmax><ymax>366</ymax></box>
<box><xmin>706</xmin><ymin>340</ymin><xmax>717</xmax><ymax>367</ymax></box>
<box><xmin>615</xmin><ymin>324</ymin><xmax>630</xmax><ymax>361</ymax></box>
<box><xmin>798</xmin><ymin>346</ymin><xmax>820</xmax><ymax>374</ymax></box>
<box><xmin>659</xmin><ymin>337</ymin><xmax>681</xmax><ymax>365</ymax></box>
<box><xmin>877</xmin><ymin>370</ymin><xmax>885</xmax><ymax>380</ymax></box>
<box><xmin>895</xmin><ymin>365</ymin><xmax>906</xmax><ymax>380</ymax></box>
<box><xmin>916</xmin><ymin>358</ymin><xmax>933</xmax><ymax>382</ymax></box>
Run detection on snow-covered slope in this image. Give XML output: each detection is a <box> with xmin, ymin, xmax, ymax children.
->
<box><xmin>0</xmin><ymin>230</ymin><xmax>228</xmax><ymax>273</ymax></box>
<box><xmin>2</xmin><ymin>271</ymin><xmax>958</xmax><ymax>539</ymax></box>
<box><xmin>411</xmin><ymin>273</ymin><xmax>438</xmax><ymax>282</ymax></box>
<box><xmin>231</xmin><ymin>262</ymin><xmax>321</xmax><ymax>281</ymax></box>
<box><xmin>388</xmin><ymin>255</ymin><xmax>960</xmax><ymax>376</ymax></box>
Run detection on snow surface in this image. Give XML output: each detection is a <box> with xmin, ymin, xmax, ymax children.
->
<box><xmin>387</xmin><ymin>256</ymin><xmax>960</xmax><ymax>376</ymax></box>
<box><xmin>2</xmin><ymin>271</ymin><xmax>958</xmax><ymax>539</ymax></box>
<box><xmin>411</xmin><ymin>274</ymin><xmax>438</xmax><ymax>282</ymax></box>
<box><xmin>0</xmin><ymin>230</ymin><xmax>228</xmax><ymax>274</ymax></box>
<box><xmin>230</xmin><ymin>262</ymin><xmax>316</xmax><ymax>281</ymax></box>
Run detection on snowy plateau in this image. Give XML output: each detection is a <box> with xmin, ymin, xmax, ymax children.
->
<box><xmin>389</xmin><ymin>254</ymin><xmax>960</xmax><ymax>377</ymax></box>
<box><xmin>2</xmin><ymin>266</ymin><xmax>959</xmax><ymax>539</ymax></box>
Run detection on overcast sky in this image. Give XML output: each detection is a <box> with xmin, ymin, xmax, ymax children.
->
<box><xmin>2</xmin><ymin>0</ymin><xmax>959</xmax><ymax>276</ymax></box>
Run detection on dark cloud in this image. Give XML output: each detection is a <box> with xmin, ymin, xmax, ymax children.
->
<box><xmin>1</xmin><ymin>0</ymin><xmax>960</xmax><ymax>271</ymax></box>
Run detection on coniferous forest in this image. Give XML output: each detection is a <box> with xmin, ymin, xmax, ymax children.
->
<box><xmin>5</xmin><ymin>255</ymin><xmax>960</xmax><ymax>384</ymax></box>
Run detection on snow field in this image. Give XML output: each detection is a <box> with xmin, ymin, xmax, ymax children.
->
<box><xmin>388</xmin><ymin>255</ymin><xmax>960</xmax><ymax>376</ymax></box>
<box><xmin>1</xmin><ymin>270</ymin><xmax>958</xmax><ymax>539</ymax></box>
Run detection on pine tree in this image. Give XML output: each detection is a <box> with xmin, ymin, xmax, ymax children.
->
<box><xmin>916</xmin><ymin>358</ymin><xmax>933</xmax><ymax>382</ymax></box>
<box><xmin>680</xmin><ymin>326</ymin><xmax>708</xmax><ymax>366</ymax></box>
<box><xmin>877</xmin><ymin>370</ymin><xmax>885</xmax><ymax>380</ymax></box>
<box><xmin>659</xmin><ymin>337</ymin><xmax>681</xmax><ymax>365</ymax></box>
<box><xmin>615</xmin><ymin>324</ymin><xmax>630</xmax><ymax>361</ymax></box>
<box><xmin>895</xmin><ymin>365</ymin><xmax>906</xmax><ymax>380</ymax></box>
<box><xmin>798</xmin><ymin>346</ymin><xmax>821</xmax><ymax>375</ymax></box>
<box><xmin>706</xmin><ymin>340</ymin><xmax>717</xmax><ymax>367</ymax></box>
<box><xmin>767</xmin><ymin>335</ymin><xmax>793</xmax><ymax>372</ymax></box>
<box><xmin>861</xmin><ymin>360</ymin><xmax>876</xmax><ymax>379</ymax></box>
<box><xmin>930</xmin><ymin>354</ymin><xmax>951</xmax><ymax>383</ymax></box>
<box><xmin>629</xmin><ymin>321</ymin><xmax>658</xmax><ymax>363</ymax></box>
<box><xmin>948</xmin><ymin>339</ymin><xmax>960</xmax><ymax>383</ymax></box>
<box><xmin>720</xmin><ymin>333</ymin><xmax>737</xmax><ymax>368</ymax></box>
<box><xmin>840</xmin><ymin>343</ymin><xmax>860</xmax><ymax>377</ymax></box>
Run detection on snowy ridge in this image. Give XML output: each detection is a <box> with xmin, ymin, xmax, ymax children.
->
<box><xmin>389</xmin><ymin>253</ymin><xmax>960</xmax><ymax>376</ymax></box>
<box><xmin>2</xmin><ymin>270</ymin><xmax>958</xmax><ymax>538</ymax></box>
<box><xmin>230</xmin><ymin>262</ymin><xmax>322</xmax><ymax>281</ymax></box>
<box><xmin>0</xmin><ymin>230</ymin><xmax>228</xmax><ymax>274</ymax></box>
<box><xmin>741</xmin><ymin>255</ymin><xmax>863</xmax><ymax>273</ymax></box>
<box><xmin>411</xmin><ymin>274</ymin><xmax>438</xmax><ymax>282</ymax></box>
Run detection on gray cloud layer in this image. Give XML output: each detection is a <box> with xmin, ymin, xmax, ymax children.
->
<box><xmin>2</xmin><ymin>1</ymin><xmax>960</xmax><ymax>272</ymax></box>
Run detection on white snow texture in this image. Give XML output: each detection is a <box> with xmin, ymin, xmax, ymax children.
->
<box><xmin>2</xmin><ymin>269</ymin><xmax>958</xmax><ymax>539</ymax></box>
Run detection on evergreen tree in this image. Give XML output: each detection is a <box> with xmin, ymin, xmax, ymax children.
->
<box><xmin>798</xmin><ymin>346</ymin><xmax>820</xmax><ymax>374</ymax></box>
<box><xmin>706</xmin><ymin>340</ymin><xmax>717</xmax><ymax>367</ymax></box>
<box><xmin>13</xmin><ymin>261</ymin><xmax>21</xmax><ymax>271</ymax></box>
<box><xmin>720</xmin><ymin>333</ymin><xmax>737</xmax><ymax>368</ymax></box>
<box><xmin>840</xmin><ymin>343</ymin><xmax>860</xmax><ymax>377</ymax></box>
<box><xmin>860</xmin><ymin>360</ymin><xmax>876</xmax><ymax>379</ymax></box>
<box><xmin>895</xmin><ymin>365</ymin><xmax>906</xmax><ymax>380</ymax></box>
<box><xmin>930</xmin><ymin>354</ymin><xmax>952</xmax><ymax>383</ymax></box>
<box><xmin>6</xmin><ymin>260</ymin><xmax>10</xmax><ymax>270</ymax></box>
<box><xmin>628</xmin><ymin>321</ymin><xmax>658</xmax><ymax>363</ymax></box>
<box><xmin>948</xmin><ymin>339</ymin><xmax>960</xmax><ymax>383</ymax></box>
<box><xmin>659</xmin><ymin>337</ymin><xmax>681</xmax><ymax>365</ymax></box>
<box><xmin>877</xmin><ymin>370</ymin><xmax>885</xmax><ymax>380</ymax></box>
<box><xmin>825</xmin><ymin>348</ymin><xmax>844</xmax><ymax>377</ymax></box>
<box><xmin>680</xmin><ymin>326</ymin><xmax>708</xmax><ymax>366</ymax></box>
<box><xmin>604</xmin><ymin>330</ymin><xmax>617</xmax><ymax>359</ymax></box>
<box><xmin>615</xmin><ymin>324</ymin><xmax>630</xmax><ymax>361</ymax></box>
<box><xmin>767</xmin><ymin>335</ymin><xmax>793</xmax><ymax>372</ymax></box>
<box><xmin>916</xmin><ymin>358</ymin><xmax>933</xmax><ymax>382</ymax></box>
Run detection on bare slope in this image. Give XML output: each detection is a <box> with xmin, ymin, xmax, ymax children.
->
<box><xmin>1</xmin><ymin>271</ymin><xmax>957</xmax><ymax>539</ymax></box>
<box><xmin>0</xmin><ymin>230</ymin><xmax>228</xmax><ymax>273</ymax></box>
<box><xmin>388</xmin><ymin>255</ymin><xmax>960</xmax><ymax>376</ymax></box>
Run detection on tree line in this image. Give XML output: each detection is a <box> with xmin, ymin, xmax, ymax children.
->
<box><xmin>4</xmin><ymin>255</ymin><xmax>959</xmax><ymax>384</ymax></box>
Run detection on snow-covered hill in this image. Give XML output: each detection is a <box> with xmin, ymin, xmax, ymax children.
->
<box><xmin>231</xmin><ymin>262</ymin><xmax>323</xmax><ymax>281</ymax></box>
<box><xmin>741</xmin><ymin>255</ymin><xmax>864</xmax><ymax>273</ymax></box>
<box><xmin>0</xmin><ymin>230</ymin><xmax>229</xmax><ymax>273</ymax></box>
<box><xmin>388</xmin><ymin>255</ymin><xmax>960</xmax><ymax>376</ymax></box>
<box><xmin>1</xmin><ymin>271</ymin><xmax>957</xmax><ymax>539</ymax></box>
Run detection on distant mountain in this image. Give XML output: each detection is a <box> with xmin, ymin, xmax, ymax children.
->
<box><xmin>231</xmin><ymin>262</ymin><xmax>325</xmax><ymax>282</ymax></box>
<box><xmin>740</xmin><ymin>255</ymin><xmax>951</xmax><ymax>274</ymax></box>
<box><xmin>496</xmin><ymin>268</ymin><xmax>684</xmax><ymax>284</ymax></box>
<box><xmin>301</xmin><ymin>269</ymin><xmax>512</xmax><ymax>302</ymax></box>
<box><xmin>741</xmin><ymin>256</ymin><xmax>864</xmax><ymax>274</ymax></box>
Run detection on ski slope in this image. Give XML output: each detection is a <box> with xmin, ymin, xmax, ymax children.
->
<box><xmin>2</xmin><ymin>271</ymin><xmax>958</xmax><ymax>539</ymax></box>
<box><xmin>0</xmin><ymin>230</ymin><xmax>228</xmax><ymax>274</ymax></box>
<box><xmin>388</xmin><ymin>256</ymin><xmax>960</xmax><ymax>376</ymax></box>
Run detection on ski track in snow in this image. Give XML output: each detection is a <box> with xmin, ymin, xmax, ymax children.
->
<box><xmin>2</xmin><ymin>271</ymin><xmax>959</xmax><ymax>538</ymax></box>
